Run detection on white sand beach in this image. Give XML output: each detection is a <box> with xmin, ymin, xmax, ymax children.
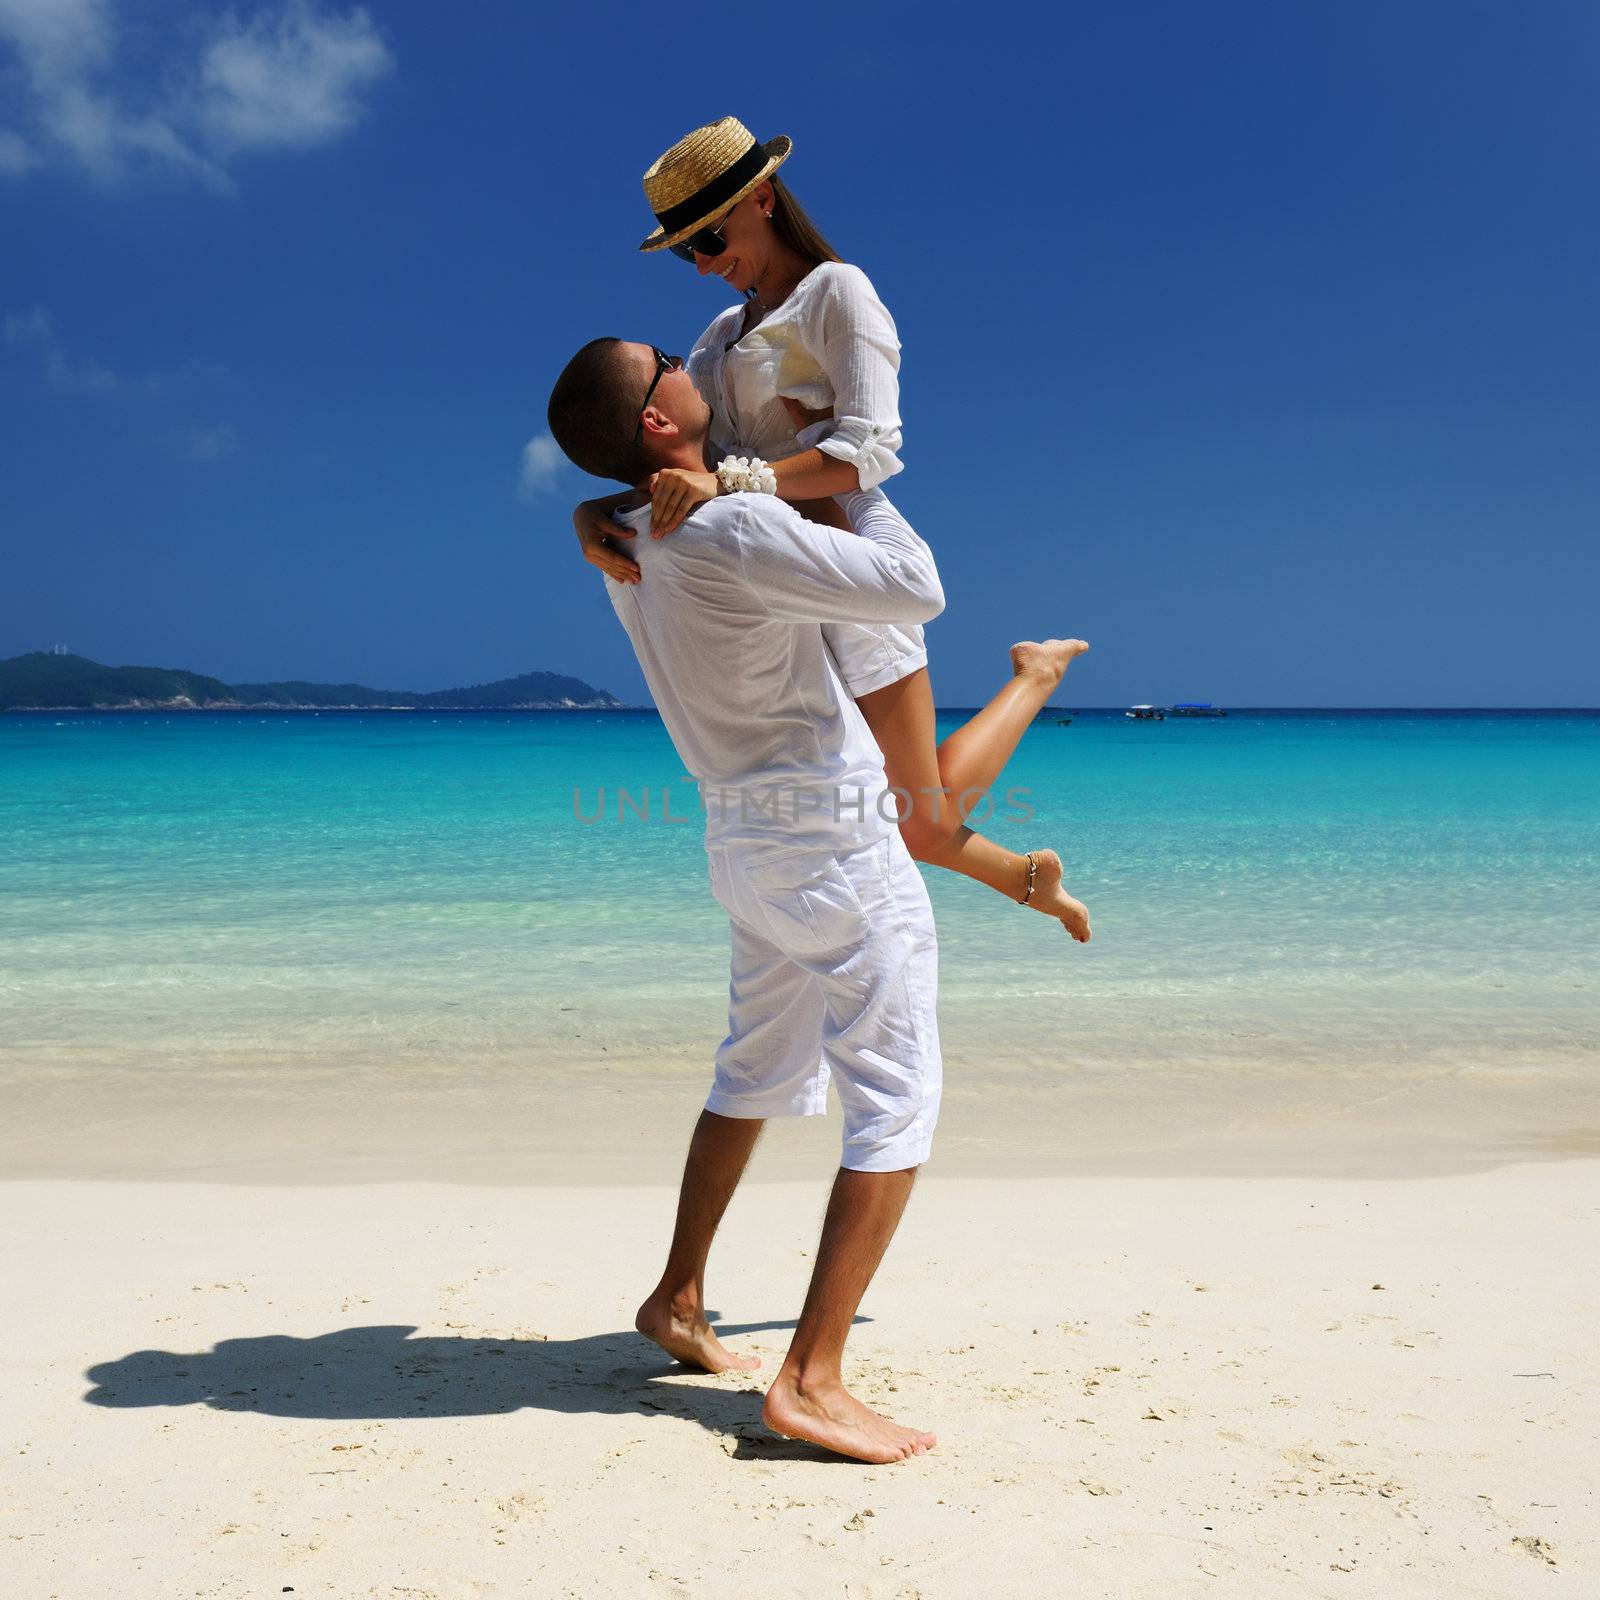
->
<box><xmin>5</xmin><ymin>1128</ymin><xmax>1596</xmax><ymax>1597</ymax></box>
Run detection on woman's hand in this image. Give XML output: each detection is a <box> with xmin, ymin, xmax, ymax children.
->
<box><xmin>647</xmin><ymin>467</ymin><xmax>719</xmax><ymax>538</ymax></box>
<box><xmin>573</xmin><ymin>496</ymin><xmax>642</xmax><ymax>585</ymax></box>
<box><xmin>782</xmin><ymin>397</ymin><xmax>834</xmax><ymax>432</ymax></box>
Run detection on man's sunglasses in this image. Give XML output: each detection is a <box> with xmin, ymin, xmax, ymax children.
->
<box><xmin>668</xmin><ymin>211</ymin><xmax>733</xmax><ymax>264</ymax></box>
<box><xmin>634</xmin><ymin>346</ymin><xmax>683</xmax><ymax>438</ymax></box>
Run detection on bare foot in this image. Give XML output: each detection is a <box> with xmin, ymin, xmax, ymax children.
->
<box><xmin>1010</xmin><ymin>637</ymin><xmax>1090</xmax><ymax>691</ymax></box>
<box><xmin>763</xmin><ymin>1374</ymin><xmax>936</xmax><ymax>1464</ymax></box>
<box><xmin>1023</xmin><ymin>848</ymin><xmax>1091</xmax><ymax>942</ymax></box>
<box><xmin>635</xmin><ymin>1293</ymin><xmax>761</xmax><ymax>1373</ymax></box>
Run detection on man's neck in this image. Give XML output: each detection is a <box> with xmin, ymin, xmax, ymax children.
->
<box><xmin>635</xmin><ymin>441</ymin><xmax>716</xmax><ymax>488</ymax></box>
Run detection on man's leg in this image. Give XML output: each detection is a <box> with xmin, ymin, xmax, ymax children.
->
<box><xmin>762</xmin><ymin>834</ymin><xmax>941</xmax><ymax>1463</ymax></box>
<box><xmin>635</xmin><ymin>1108</ymin><xmax>766</xmax><ymax>1372</ymax></box>
<box><xmin>762</xmin><ymin>1164</ymin><xmax>937</xmax><ymax>1463</ymax></box>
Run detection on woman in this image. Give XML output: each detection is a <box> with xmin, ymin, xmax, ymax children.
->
<box><xmin>573</xmin><ymin>118</ymin><xmax>1091</xmax><ymax>941</ymax></box>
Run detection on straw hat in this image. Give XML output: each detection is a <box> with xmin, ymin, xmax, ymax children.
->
<box><xmin>639</xmin><ymin>116</ymin><xmax>792</xmax><ymax>253</ymax></box>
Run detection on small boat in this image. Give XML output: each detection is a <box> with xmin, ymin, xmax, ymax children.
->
<box><xmin>1125</xmin><ymin>704</ymin><xmax>1165</xmax><ymax>720</ymax></box>
<box><xmin>1169</xmin><ymin>702</ymin><xmax>1227</xmax><ymax>718</ymax></box>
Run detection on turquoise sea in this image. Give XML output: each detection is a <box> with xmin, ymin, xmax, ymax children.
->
<box><xmin>3</xmin><ymin>710</ymin><xmax>1597</xmax><ymax>1097</ymax></box>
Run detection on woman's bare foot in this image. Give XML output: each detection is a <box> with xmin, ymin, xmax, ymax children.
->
<box><xmin>635</xmin><ymin>1293</ymin><xmax>761</xmax><ymax>1373</ymax></box>
<box><xmin>763</xmin><ymin>1374</ymin><xmax>936</xmax><ymax>1464</ymax></box>
<box><xmin>1010</xmin><ymin>637</ymin><xmax>1090</xmax><ymax>691</ymax></box>
<box><xmin>1023</xmin><ymin>848</ymin><xmax>1091</xmax><ymax>942</ymax></box>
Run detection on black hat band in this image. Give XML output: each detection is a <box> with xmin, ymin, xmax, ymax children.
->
<box><xmin>653</xmin><ymin>141</ymin><xmax>770</xmax><ymax>235</ymax></box>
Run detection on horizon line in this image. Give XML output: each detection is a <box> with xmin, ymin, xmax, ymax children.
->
<box><xmin>7</xmin><ymin>705</ymin><xmax>1598</xmax><ymax>716</ymax></box>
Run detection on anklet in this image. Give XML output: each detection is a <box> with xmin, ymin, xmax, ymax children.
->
<box><xmin>1019</xmin><ymin>852</ymin><xmax>1037</xmax><ymax>905</ymax></box>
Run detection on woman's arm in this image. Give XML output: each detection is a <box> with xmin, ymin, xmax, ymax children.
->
<box><xmin>647</xmin><ymin>266</ymin><xmax>903</xmax><ymax>534</ymax></box>
<box><xmin>770</xmin><ymin>446</ymin><xmax>859</xmax><ymax>500</ymax></box>
<box><xmin>646</xmin><ymin>449</ymin><xmax>858</xmax><ymax>537</ymax></box>
<box><xmin>573</xmin><ymin>489</ymin><xmax>645</xmax><ymax>584</ymax></box>
<box><xmin>648</xmin><ymin>390</ymin><xmax>859</xmax><ymax>535</ymax></box>
<box><xmin>801</xmin><ymin>264</ymin><xmax>905</xmax><ymax>491</ymax></box>
<box><xmin>771</xmin><ymin>395</ymin><xmax>859</xmax><ymax>506</ymax></box>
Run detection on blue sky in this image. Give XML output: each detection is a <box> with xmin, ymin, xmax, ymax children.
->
<box><xmin>2</xmin><ymin>0</ymin><xmax>1595</xmax><ymax>707</ymax></box>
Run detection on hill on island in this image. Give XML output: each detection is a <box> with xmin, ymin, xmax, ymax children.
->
<box><xmin>0</xmin><ymin>653</ymin><xmax>625</xmax><ymax>711</ymax></box>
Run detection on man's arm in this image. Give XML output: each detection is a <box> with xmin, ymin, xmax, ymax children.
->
<box><xmin>733</xmin><ymin>488</ymin><xmax>944</xmax><ymax>628</ymax></box>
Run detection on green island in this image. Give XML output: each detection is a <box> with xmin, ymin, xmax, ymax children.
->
<box><xmin>0</xmin><ymin>652</ymin><xmax>624</xmax><ymax>711</ymax></box>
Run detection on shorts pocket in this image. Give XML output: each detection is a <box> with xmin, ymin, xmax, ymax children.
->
<box><xmin>705</xmin><ymin>850</ymin><xmax>736</xmax><ymax>916</ymax></box>
<box><xmin>747</xmin><ymin>853</ymin><xmax>869</xmax><ymax>961</ymax></box>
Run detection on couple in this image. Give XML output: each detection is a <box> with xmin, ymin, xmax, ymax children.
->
<box><xmin>546</xmin><ymin>118</ymin><xmax>1091</xmax><ymax>1466</ymax></box>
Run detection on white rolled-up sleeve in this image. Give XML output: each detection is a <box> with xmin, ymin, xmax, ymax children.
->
<box><xmin>791</xmin><ymin>265</ymin><xmax>905</xmax><ymax>490</ymax></box>
<box><xmin>732</xmin><ymin>489</ymin><xmax>942</xmax><ymax>628</ymax></box>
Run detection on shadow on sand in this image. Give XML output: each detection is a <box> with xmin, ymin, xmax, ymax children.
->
<box><xmin>83</xmin><ymin>1317</ymin><xmax>871</xmax><ymax>1463</ymax></box>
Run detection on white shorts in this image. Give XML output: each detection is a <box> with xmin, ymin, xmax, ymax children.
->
<box><xmin>822</xmin><ymin>621</ymin><xmax>928</xmax><ymax>700</ymax></box>
<box><xmin>704</xmin><ymin>831</ymin><xmax>941</xmax><ymax>1172</ymax></box>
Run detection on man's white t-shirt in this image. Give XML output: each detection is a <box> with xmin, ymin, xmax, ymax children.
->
<box><xmin>604</xmin><ymin>488</ymin><xmax>943</xmax><ymax>854</ymax></box>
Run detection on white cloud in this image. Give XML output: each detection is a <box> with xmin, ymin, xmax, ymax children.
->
<box><xmin>0</xmin><ymin>0</ymin><xmax>111</xmax><ymax>84</ymax></box>
<box><xmin>518</xmin><ymin>433</ymin><xmax>565</xmax><ymax>499</ymax></box>
<box><xmin>0</xmin><ymin>0</ymin><xmax>393</xmax><ymax>191</ymax></box>
<box><xmin>5</xmin><ymin>304</ymin><xmax>120</xmax><ymax>392</ymax></box>
<box><xmin>6</xmin><ymin>305</ymin><xmax>236</xmax><ymax>458</ymax></box>
<box><xmin>3</xmin><ymin>305</ymin><xmax>50</xmax><ymax>343</ymax></box>
<box><xmin>0</xmin><ymin>127</ymin><xmax>36</xmax><ymax>173</ymax></box>
<box><xmin>172</xmin><ymin>421</ymin><xmax>238</xmax><ymax>460</ymax></box>
<box><xmin>198</xmin><ymin>2</ymin><xmax>393</xmax><ymax>153</ymax></box>
<box><xmin>6</xmin><ymin>303</ymin><xmax>231</xmax><ymax>396</ymax></box>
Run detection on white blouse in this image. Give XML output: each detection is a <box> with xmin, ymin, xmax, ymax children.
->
<box><xmin>686</xmin><ymin>262</ymin><xmax>905</xmax><ymax>491</ymax></box>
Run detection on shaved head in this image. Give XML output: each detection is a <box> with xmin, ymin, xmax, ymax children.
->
<box><xmin>546</xmin><ymin>337</ymin><xmax>656</xmax><ymax>485</ymax></box>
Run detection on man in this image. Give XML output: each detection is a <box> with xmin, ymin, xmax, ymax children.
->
<box><xmin>546</xmin><ymin>339</ymin><xmax>945</xmax><ymax>1465</ymax></box>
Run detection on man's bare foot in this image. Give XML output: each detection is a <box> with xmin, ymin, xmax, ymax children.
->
<box><xmin>635</xmin><ymin>1293</ymin><xmax>761</xmax><ymax>1373</ymax></box>
<box><xmin>763</xmin><ymin>1374</ymin><xmax>936</xmax><ymax>1464</ymax></box>
<box><xmin>1010</xmin><ymin>637</ymin><xmax>1090</xmax><ymax>690</ymax></box>
<box><xmin>1023</xmin><ymin>848</ymin><xmax>1091</xmax><ymax>942</ymax></box>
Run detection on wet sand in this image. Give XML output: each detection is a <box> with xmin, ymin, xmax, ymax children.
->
<box><xmin>4</xmin><ymin>1045</ymin><xmax>1598</xmax><ymax>1184</ymax></box>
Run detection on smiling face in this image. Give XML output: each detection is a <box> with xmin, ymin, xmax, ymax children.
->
<box><xmin>685</xmin><ymin>181</ymin><xmax>778</xmax><ymax>295</ymax></box>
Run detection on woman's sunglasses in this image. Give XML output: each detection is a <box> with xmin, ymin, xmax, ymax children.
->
<box><xmin>668</xmin><ymin>211</ymin><xmax>733</xmax><ymax>263</ymax></box>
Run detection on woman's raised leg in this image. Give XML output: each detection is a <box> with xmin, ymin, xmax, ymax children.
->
<box><xmin>813</xmin><ymin>482</ymin><xmax>1087</xmax><ymax>824</ymax></box>
<box><xmin>933</xmin><ymin>640</ymin><xmax>1088</xmax><ymax>822</ymax></box>
<box><xmin>854</xmin><ymin>667</ymin><xmax>1090</xmax><ymax>941</ymax></box>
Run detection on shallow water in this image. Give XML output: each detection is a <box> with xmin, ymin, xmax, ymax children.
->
<box><xmin>3</xmin><ymin>709</ymin><xmax>1596</xmax><ymax>1086</ymax></box>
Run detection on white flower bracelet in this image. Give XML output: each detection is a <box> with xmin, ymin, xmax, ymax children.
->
<box><xmin>715</xmin><ymin>455</ymin><xmax>778</xmax><ymax>496</ymax></box>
